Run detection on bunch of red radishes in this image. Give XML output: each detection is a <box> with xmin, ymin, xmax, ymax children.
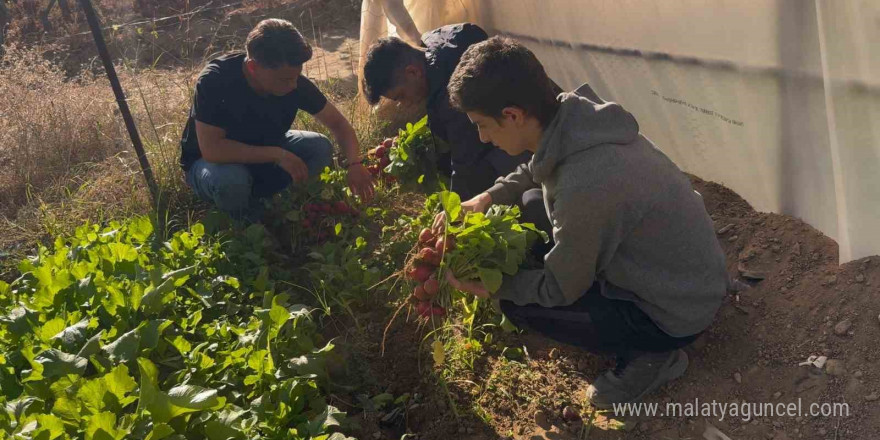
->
<box><xmin>366</xmin><ymin>138</ymin><xmax>397</xmax><ymax>184</ymax></box>
<box><xmin>300</xmin><ymin>200</ymin><xmax>359</xmax><ymax>242</ymax></box>
<box><xmin>406</xmin><ymin>227</ymin><xmax>456</xmax><ymax>318</ymax></box>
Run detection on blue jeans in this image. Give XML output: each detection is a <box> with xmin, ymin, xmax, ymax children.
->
<box><xmin>185</xmin><ymin>130</ymin><xmax>333</xmax><ymax>215</ymax></box>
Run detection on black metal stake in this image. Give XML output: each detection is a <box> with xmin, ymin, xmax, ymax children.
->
<box><xmin>77</xmin><ymin>0</ymin><xmax>160</xmax><ymax>206</ymax></box>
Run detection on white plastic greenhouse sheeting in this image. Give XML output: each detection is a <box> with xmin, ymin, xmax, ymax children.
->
<box><xmin>359</xmin><ymin>0</ymin><xmax>880</xmax><ymax>263</ymax></box>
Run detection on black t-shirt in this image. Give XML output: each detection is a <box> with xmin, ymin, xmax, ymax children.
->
<box><xmin>179</xmin><ymin>52</ymin><xmax>328</xmax><ymax>171</ymax></box>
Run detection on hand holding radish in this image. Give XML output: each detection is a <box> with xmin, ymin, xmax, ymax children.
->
<box><xmin>346</xmin><ymin>163</ymin><xmax>375</xmax><ymax>201</ymax></box>
<box><xmin>401</xmin><ymin>191</ymin><xmax>546</xmax><ymax>320</ymax></box>
<box><xmin>444</xmin><ymin>270</ymin><xmax>490</xmax><ymax>299</ymax></box>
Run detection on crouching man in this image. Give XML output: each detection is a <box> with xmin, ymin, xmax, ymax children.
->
<box><xmin>437</xmin><ymin>37</ymin><xmax>727</xmax><ymax>408</ymax></box>
<box><xmin>180</xmin><ymin>19</ymin><xmax>374</xmax><ymax>219</ymax></box>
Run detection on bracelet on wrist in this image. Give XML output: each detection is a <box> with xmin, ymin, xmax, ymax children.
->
<box><xmin>345</xmin><ymin>158</ymin><xmax>366</xmax><ymax>168</ymax></box>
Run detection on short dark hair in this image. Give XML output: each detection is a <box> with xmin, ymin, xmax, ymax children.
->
<box><xmin>246</xmin><ymin>19</ymin><xmax>312</xmax><ymax>68</ymax></box>
<box><xmin>448</xmin><ymin>36</ymin><xmax>559</xmax><ymax>127</ymax></box>
<box><xmin>362</xmin><ymin>37</ymin><xmax>424</xmax><ymax>105</ymax></box>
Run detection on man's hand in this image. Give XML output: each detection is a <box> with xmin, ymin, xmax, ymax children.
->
<box><xmin>313</xmin><ymin>102</ymin><xmax>374</xmax><ymax>200</ymax></box>
<box><xmin>347</xmin><ymin>163</ymin><xmax>375</xmax><ymax>201</ymax></box>
<box><xmin>444</xmin><ymin>270</ymin><xmax>490</xmax><ymax>299</ymax></box>
<box><xmin>432</xmin><ymin>192</ymin><xmax>493</xmax><ymax>234</ymax></box>
<box><xmin>463</xmin><ymin>191</ymin><xmax>494</xmax><ymax>213</ymax></box>
<box><xmin>275</xmin><ymin>150</ymin><xmax>308</xmax><ymax>183</ymax></box>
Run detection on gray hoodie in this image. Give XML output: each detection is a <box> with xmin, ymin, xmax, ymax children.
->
<box><xmin>486</xmin><ymin>84</ymin><xmax>727</xmax><ymax>337</ymax></box>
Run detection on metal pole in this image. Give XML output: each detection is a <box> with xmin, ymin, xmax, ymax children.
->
<box><xmin>76</xmin><ymin>0</ymin><xmax>159</xmax><ymax>205</ymax></box>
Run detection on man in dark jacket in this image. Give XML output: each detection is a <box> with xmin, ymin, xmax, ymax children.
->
<box><xmin>361</xmin><ymin>24</ymin><xmax>538</xmax><ymax>203</ymax></box>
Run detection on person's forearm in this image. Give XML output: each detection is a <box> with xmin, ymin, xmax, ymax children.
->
<box><xmin>485</xmin><ymin>163</ymin><xmax>538</xmax><ymax>206</ymax></box>
<box><xmin>494</xmin><ymin>268</ymin><xmax>572</xmax><ymax>307</ymax></box>
<box><xmin>381</xmin><ymin>0</ymin><xmax>421</xmax><ymax>46</ymax></box>
<box><xmin>330</xmin><ymin>122</ymin><xmax>361</xmax><ymax>164</ymax></box>
<box><xmin>200</xmin><ymin>139</ymin><xmax>282</xmax><ymax>164</ymax></box>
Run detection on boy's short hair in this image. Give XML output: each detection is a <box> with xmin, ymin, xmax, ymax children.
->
<box><xmin>246</xmin><ymin>19</ymin><xmax>312</xmax><ymax>68</ymax></box>
<box><xmin>448</xmin><ymin>36</ymin><xmax>559</xmax><ymax>127</ymax></box>
<box><xmin>361</xmin><ymin>37</ymin><xmax>424</xmax><ymax>105</ymax></box>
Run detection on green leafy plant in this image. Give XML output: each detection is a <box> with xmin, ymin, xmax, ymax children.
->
<box><xmin>267</xmin><ymin>167</ymin><xmax>368</xmax><ymax>252</ymax></box>
<box><xmin>293</xmin><ymin>237</ymin><xmax>383</xmax><ymax>326</ymax></box>
<box><xmin>0</xmin><ymin>217</ymin><xmax>349</xmax><ymax>439</ymax></box>
<box><xmin>402</xmin><ymin>191</ymin><xmax>547</xmax><ymax>318</ymax></box>
<box><xmin>384</xmin><ymin>116</ymin><xmax>444</xmax><ymax>192</ymax></box>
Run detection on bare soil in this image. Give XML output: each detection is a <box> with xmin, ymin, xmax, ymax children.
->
<box><xmin>334</xmin><ymin>176</ymin><xmax>880</xmax><ymax>440</ymax></box>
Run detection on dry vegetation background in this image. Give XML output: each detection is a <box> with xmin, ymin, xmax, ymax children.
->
<box><xmin>0</xmin><ymin>0</ymin><xmax>372</xmax><ymax>257</ymax></box>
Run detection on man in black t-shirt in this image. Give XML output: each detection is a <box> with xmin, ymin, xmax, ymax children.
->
<box><xmin>180</xmin><ymin>19</ymin><xmax>373</xmax><ymax>217</ymax></box>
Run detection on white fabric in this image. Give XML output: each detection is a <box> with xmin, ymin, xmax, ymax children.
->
<box><xmin>358</xmin><ymin>0</ymin><xmax>880</xmax><ymax>263</ymax></box>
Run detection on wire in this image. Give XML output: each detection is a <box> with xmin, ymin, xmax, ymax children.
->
<box><xmin>15</xmin><ymin>0</ymin><xmax>244</xmax><ymax>43</ymax></box>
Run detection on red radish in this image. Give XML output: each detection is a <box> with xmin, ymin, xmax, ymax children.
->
<box><xmin>379</xmin><ymin>156</ymin><xmax>391</xmax><ymax>168</ymax></box>
<box><xmin>321</xmin><ymin>203</ymin><xmax>332</xmax><ymax>214</ymax></box>
<box><xmin>413</xmin><ymin>284</ymin><xmax>430</xmax><ymax>301</ymax></box>
<box><xmin>382</xmin><ymin>138</ymin><xmax>393</xmax><ymax>149</ymax></box>
<box><xmin>416</xmin><ymin>302</ymin><xmax>446</xmax><ymax>317</ymax></box>
<box><xmin>435</xmin><ymin>235</ymin><xmax>455</xmax><ymax>253</ymax></box>
<box><xmin>301</xmin><ymin>219</ymin><xmax>311</xmax><ymax>229</ymax></box>
<box><xmin>333</xmin><ymin>201</ymin><xmax>348</xmax><ymax>214</ymax></box>
<box><xmin>418</xmin><ymin>228</ymin><xmax>435</xmax><ymax>244</ymax></box>
<box><xmin>407</xmin><ymin>264</ymin><xmax>434</xmax><ymax>283</ymax></box>
<box><xmin>416</xmin><ymin>247</ymin><xmax>442</xmax><ymax>266</ymax></box>
<box><xmin>416</xmin><ymin>301</ymin><xmax>431</xmax><ymax>316</ymax></box>
<box><xmin>375</xmin><ymin>145</ymin><xmax>388</xmax><ymax>158</ymax></box>
<box><xmin>423</xmin><ymin>278</ymin><xmax>439</xmax><ymax>296</ymax></box>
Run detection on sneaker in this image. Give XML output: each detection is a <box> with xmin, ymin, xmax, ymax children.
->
<box><xmin>586</xmin><ymin>349</ymin><xmax>688</xmax><ymax>409</ymax></box>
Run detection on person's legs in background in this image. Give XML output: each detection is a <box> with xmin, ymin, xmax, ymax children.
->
<box><xmin>450</xmin><ymin>159</ymin><xmax>496</xmax><ymax>201</ymax></box>
<box><xmin>519</xmin><ymin>187</ymin><xmax>554</xmax><ymax>259</ymax></box>
<box><xmin>485</xmin><ymin>148</ymin><xmax>530</xmax><ymax>178</ymax></box>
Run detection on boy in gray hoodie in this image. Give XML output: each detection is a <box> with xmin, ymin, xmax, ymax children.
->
<box><xmin>438</xmin><ymin>36</ymin><xmax>728</xmax><ymax>408</ymax></box>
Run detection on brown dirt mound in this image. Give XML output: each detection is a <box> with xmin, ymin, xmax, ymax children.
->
<box><xmin>338</xmin><ymin>175</ymin><xmax>880</xmax><ymax>440</ymax></box>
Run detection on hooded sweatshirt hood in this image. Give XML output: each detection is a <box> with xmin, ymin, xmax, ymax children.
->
<box><xmin>531</xmin><ymin>84</ymin><xmax>640</xmax><ymax>184</ymax></box>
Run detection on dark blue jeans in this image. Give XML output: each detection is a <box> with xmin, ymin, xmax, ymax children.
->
<box><xmin>501</xmin><ymin>281</ymin><xmax>700</xmax><ymax>356</ymax></box>
<box><xmin>185</xmin><ymin>130</ymin><xmax>333</xmax><ymax>215</ymax></box>
<box><xmin>520</xmin><ymin>187</ymin><xmax>554</xmax><ymax>258</ymax></box>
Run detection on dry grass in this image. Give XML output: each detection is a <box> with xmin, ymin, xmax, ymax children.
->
<box><xmin>0</xmin><ymin>44</ymin><xmax>196</xmax><ymax>246</ymax></box>
<box><xmin>0</xmin><ymin>42</ymin><xmax>385</xmax><ymax>265</ymax></box>
<box><xmin>0</xmin><ymin>0</ymin><xmax>375</xmax><ymax>279</ymax></box>
<box><xmin>0</xmin><ymin>43</ymin><xmax>123</xmax><ymax>214</ymax></box>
